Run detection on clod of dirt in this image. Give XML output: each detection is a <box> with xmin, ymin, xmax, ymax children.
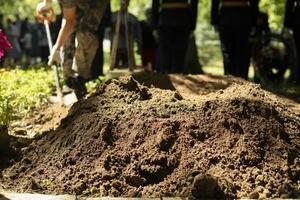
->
<box><xmin>29</xmin><ymin>178</ymin><xmax>42</xmax><ymax>191</ymax></box>
<box><xmin>1</xmin><ymin>75</ymin><xmax>300</xmax><ymax>198</ymax></box>
<box><xmin>191</xmin><ymin>174</ymin><xmax>219</xmax><ymax>198</ymax></box>
<box><xmin>247</xmin><ymin>191</ymin><xmax>259</xmax><ymax>199</ymax></box>
<box><xmin>155</xmin><ymin>121</ymin><xmax>179</xmax><ymax>151</ymax></box>
<box><xmin>72</xmin><ymin>181</ymin><xmax>87</xmax><ymax>195</ymax></box>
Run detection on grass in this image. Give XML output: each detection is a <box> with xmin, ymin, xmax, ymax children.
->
<box><xmin>0</xmin><ymin>66</ymin><xmax>55</xmax><ymax>125</ymax></box>
<box><xmin>202</xmin><ymin>65</ymin><xmax>256</xmax><ymax>79</ymax></box>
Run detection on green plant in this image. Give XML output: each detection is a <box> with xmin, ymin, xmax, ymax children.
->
<box><xmin>86</xmin><ymin>76</ymin><xmax>107</xmax><ymax>93</ymax></box>
<box><xmin>0</xmin><ymin>93</ymin><xmax>15</xmax><ymax>126</ymax></box>
<box><xmin>0</xmin><ymin>67</ymin><xmax>55</xmax><ymax>124</ymax></box>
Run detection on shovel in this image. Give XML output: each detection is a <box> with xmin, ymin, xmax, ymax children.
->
<box><xmin>44</xmin><ymin>19</ymin><xmax>64</xmax><ymax>101</ymax></box>
<box><xmin>37</xmin><ymin>9</ymin><xmax>77</xmax><ymax>105</ymax></box>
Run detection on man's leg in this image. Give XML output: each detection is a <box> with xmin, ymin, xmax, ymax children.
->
<box><xmin>61</xmin><ymin>31</ymin><xmax>86</xmax><ymax>93</ymax></box>
<box><xmin>90</xmin><ymin>28</ymin><xmax>105</xmax><ymax>79</ymax></box>
<box><xmin>61</xmin><ymin>31</ymin><xmax>76</xmax><ymax>80</ymax></box>
<box><xmin>172</xmin><ymin>28</ymin><xmax>189</xmax><ymax>73</ymax></box>
<box><xmin>158</xmin><ymin>27</ymin><xmax>173</xmax><ymax>73</ymax></box>
<box><xmin>120</xmin><ymin>48</ymin><xmax>128</xmax><ymax>67</ymax></box>
<box><xmin>75</xmin><ymin>0</ymin><xmax>109</xmax><ymax>80</ymax></box>
<box><xmin>234</xmin><ymin>27</ymin><xmax>251</xmax><ymax>79</ymax></box>
<box><xmin>219</xmin><ymin>26</ymin><xmax>235</xmax><ymax>76</ymax></box>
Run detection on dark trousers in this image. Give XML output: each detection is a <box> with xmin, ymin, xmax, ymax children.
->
<box><xmin>115</xmin><ymin>48</ymin><xmax>128</xmax><ymax>67</ymax></box>
<box><xmin>91</xmin><ymin>28</ymin><xmax>105</xmax><ymax>80</ymax></box>
<box><xmin>293</xmin><ymin>27</ymin><xmax>300</xmax><ymax>80</ymax></box>
<box><xmin>40</xmin><ymin>46</ymin><xmax>50</xmax><ymax>63</ymax></box>
<box><xmin>219</xmin><ymin>26</ymin><xmax>251</xmax><ymax>79</ymax></box>
<box><xmin>158</xmin><ymin>27</ymin><xmax>190</xmax><ymax>73</ymax></box>
<box><xmin>142</xmin><ymin>48</ymin><xmax>156</xmax><ymax>68</ymax></box>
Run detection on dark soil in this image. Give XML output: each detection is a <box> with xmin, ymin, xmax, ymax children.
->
<box><xmin>1</xmin><ymin>74</ymin><xmax>300</xmax><ymax>199</ymax></box>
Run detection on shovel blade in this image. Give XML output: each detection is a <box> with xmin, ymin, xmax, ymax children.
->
<box><xmin>49</xmin><ymin>92</ymin><xmax>77</xmax><ymax>106</ymax></box>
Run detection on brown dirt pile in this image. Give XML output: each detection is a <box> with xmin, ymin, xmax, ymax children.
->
<box><xmin>1</xmin><ymin>75</ymin><xmax>300</xmax><ymax>199</ymax></box>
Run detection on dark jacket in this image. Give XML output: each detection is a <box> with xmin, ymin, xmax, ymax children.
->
<box><xmin>211</xmin><ymin>0</ymin><xmax>259</xmax><ymax>27</ymax></box>
<box><xmin>284</xmin><ymin>0</ymin><xmax>300</xmax><ymax>28</ymax></box>
<box><xmin>152</xmin><ymin>0</ymin><xmax>199</xmax><ymax>30</ymax></box>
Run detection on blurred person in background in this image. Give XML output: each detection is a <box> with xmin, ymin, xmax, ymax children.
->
<box><xmin>184</xmin><ymin>32</ymin><xmax>203</xmax><ymax>74</ymax></box>
<box><xmin>284</xmin><ymin>0</ymin><xmax>300</xmax><ymax>84</ymax></box>
<box><xmin>6</xmin><ymin>18</ymin><xmax>22</xmax><ymax>66</ymax></box>
<box><xmin>91</xmin><ymin>2</ymin><xmax>112</xmax><ymax>79</ymax></box>
<box><xmin>21</xmin><ymin>24</ymin><xmax>33</xmax><ymax>67</ymax></box>
<box><xmin>211</xmin><ymin>0</ymin><xmax>259</xmax><ymax>80</ymax></box>
<box><xmin>249</xmin><ymin>10</ymin><xmax>270</xmax><ymax>83</ymax></box>
<box><xmin>19</xmin><ymin>17</ymin><xmax>30</xmax><ymax>64</ymax></box>
<box><xmin>110</xmin><ymin>0</ymin><xmax>142</xmax><ymax>68</ymax></box>
<box><xmin>30</xmin><ymin>18</ymin><xmax>41</xmax><ymax>65</ymax></box>
<box><xmin>50</xmin><ymin>3</ymin><xmax>63</xmax><ymax>44</ymax></box>
<box><xmin>152</xmin><ymin>0</ymin><xmax>199</xmax><ymax>74</ymax></box>
<box><xmin>140</xmin><ymin>8</ymin><xmax>157</xmax><ymax>71</ymax></box>
<box><xmin>38</xmin><ymin>23</ymin><xmax>50</xmax><ymax>63</ymax></box>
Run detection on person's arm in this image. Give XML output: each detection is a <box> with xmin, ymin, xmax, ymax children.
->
<box><xmin>48</xmin><ymin>6</ymin><xmax>76</xmax><ymax>66</ymax></box>
<box><xmin>54</xmin><ymin>6</ymin><xmax>76</xmax><ymax>50</ymax></box>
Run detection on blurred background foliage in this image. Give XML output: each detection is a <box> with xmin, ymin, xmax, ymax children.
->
<box><xmin>0</xmin><ymin>0</ymin><xmax>292</xmax><ymax>124</ymax></box>
<box><xmin>0</xmin><ymin>0</ymin><xmax>287</xmax><ymax>66</ymax></box>
<box><xmin>0</xmin><ymin>0</ymin><xmax>286</xmax><ymax>28</ymax></box>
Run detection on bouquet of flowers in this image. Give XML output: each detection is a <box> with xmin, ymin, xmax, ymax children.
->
<box><xmin>0</xmin><ymin>29</ymin><xmax>12</xmax><ymax>59</ymax></box>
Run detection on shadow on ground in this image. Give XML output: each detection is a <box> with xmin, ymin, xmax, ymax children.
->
<box><xmin>0</xmin><ymin>194</ymin><xmax>10</xmax><ymax>200</ymax></box>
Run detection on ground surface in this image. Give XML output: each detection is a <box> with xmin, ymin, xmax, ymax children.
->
<box><xmin>1</xmin><ymin>73</ymin><xmax>300</xmax><ymax>199</ymax></box>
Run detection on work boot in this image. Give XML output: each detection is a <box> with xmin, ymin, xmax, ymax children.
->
<box><xmin>65</xmin><ymin>76</ymin><xmax>78</xmax><ymax>89</ymax></box>
<box><xmin>74</xmin><ymin>76</ymin><xmax>87</xmax><ymax>100</ymax></box>
<box><xmin>64</xmin><ymin>76</ymin><xmax>87</xmax><ymax>100</ymax></box>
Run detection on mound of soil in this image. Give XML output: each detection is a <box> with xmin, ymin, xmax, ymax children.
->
<box><xmin>1</xmin><ymin>75</ymin><xmax>300</xmax><ymax>199</ymax></box>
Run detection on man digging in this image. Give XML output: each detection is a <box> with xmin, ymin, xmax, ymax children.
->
<box><xmin>37</xmin><ymin>0</ymin><xmax>109</xmax><ymax>99</ymax></box>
